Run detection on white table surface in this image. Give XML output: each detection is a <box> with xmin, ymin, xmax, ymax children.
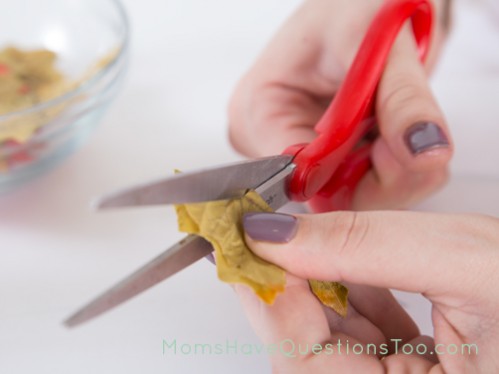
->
<box><xmin>1</xmin><ymin>1</ymin><xmax>499</xmax><ymax>373</ymax></box>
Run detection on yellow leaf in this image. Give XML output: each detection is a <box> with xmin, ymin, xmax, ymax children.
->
<box><xmin>175</xmin><ymin>190</ymin><xmax>285</xmax><ymax>304</ymax></box>
<box><xmin>175</xmin><ymin>189</ymin><xmax>348</xmax><ymax>316</ymax></box>
<box><xmin>309</xmin><ymin>280</ymin><xmax>348</xmax><ymax>317</ymax></box>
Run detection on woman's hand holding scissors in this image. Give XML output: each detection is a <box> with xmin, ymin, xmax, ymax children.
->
<box><xmin>229</xmin><ymin>0</ymin><xmax>453</xmax><ymax>210</ymax></box>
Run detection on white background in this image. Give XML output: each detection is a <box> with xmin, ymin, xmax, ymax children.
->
<box><xmin>1</xmin><ymin>1</ymin><xmax>499</xmax><ymax>373</ymax></box>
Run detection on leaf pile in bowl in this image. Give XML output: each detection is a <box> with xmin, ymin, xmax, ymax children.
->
<box><xmin>0</xmin><ymin>46</ymin><xmax>115</xmax><ymax>173</ymax></box>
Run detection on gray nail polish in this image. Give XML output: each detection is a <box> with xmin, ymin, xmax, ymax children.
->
<box><xmin>243</xmin><ymin>212</ymin><xmax>298</xmax><ymax>243</ymax></box>
<box><xmin>404</xmin><ymin>122</ymin><xmax>449</xmax><ymax>155</ymax></box>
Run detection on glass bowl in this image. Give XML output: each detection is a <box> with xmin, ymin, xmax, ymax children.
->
<box><xmin>0</xmin><ymin>0</ymin><xmax>129</xmax><ymax>192</ymax></box>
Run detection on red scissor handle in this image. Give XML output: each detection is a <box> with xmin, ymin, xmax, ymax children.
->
<box><xmin>283</xmin><ymin>0</ymin><xmax>433</xmax><ymax>210</ymax></box>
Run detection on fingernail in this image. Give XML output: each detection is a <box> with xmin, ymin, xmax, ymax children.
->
<box><xmin>404</xmin><ymin>122</ymin><xmax>449</xmax><ymax>155</ymax></box>
<box><xmin>243</xmin><ymin>212</ymin><xmax>298</xmax><ymax>243</ymax></box>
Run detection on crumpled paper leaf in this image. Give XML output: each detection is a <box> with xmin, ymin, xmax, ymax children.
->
<box><xmin>175</xmin><ymin>190</ymin><xmax>348</xmax><ymax>316</ymax></box>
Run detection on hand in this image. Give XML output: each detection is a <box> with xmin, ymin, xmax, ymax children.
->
<box><xmin>237</xmin><ymin>211</ymin><xmax>499</xmax><ymax>372</ymax></box>
<box><xmin>228</xmin><ymin>0</ymin><xmax>453</xmax><ymax>210</ymax></box>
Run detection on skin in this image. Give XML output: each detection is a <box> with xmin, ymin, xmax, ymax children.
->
<box><xmin>227</xmin><ymin>0</ymin><xmax>497</xmax><ymax>372</ymax></box>
<box><xmin>228</xmin><ymin>0</ymin><xmax>453</xmax><ymax>210</ymax></box>
<box><xmin>238</xmin><ymin>211</ymin><xmax>499</xmax><ymax>373</ymax></box>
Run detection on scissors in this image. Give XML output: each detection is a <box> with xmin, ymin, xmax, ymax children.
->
<box><xmin>65</xmin><ymin>0</ymin><xmax>433</xmax><ymax>327</ymax></box>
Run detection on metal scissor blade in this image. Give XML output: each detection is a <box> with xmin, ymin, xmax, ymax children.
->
<box><xmin>64</xmin><ymin>164</ymin><xmax>294</xmax><ymax>328</ymax></box>
<box><xmin>64</xmin><ymin>235</ymin><xmax>213</xmax><ymax>327</ymax></box>
<box><xmin>96</xmin><ymin>155</ymin><xmax>293</xmax><ymax>209</ymax></box>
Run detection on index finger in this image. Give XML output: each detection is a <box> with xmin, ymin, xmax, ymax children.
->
<box><xmin>242</xmin><ymin>211</ymin><xmax>499</xmax><ymax>300</ymax></box>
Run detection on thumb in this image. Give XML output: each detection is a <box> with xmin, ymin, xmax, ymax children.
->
<box><xmin>375</xmin><ymin>26</ymin><xmax>453</xmax><ymax>173</ymax></box>
<box><xmin>351</xmin><ymin>27</ymin><xmax>454</xmax><ymax>209</ymax></box>
<box><xmin>242</xmin><ymin>211</ymin><xmax>497</xmax><ymax>299</ymax></box>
